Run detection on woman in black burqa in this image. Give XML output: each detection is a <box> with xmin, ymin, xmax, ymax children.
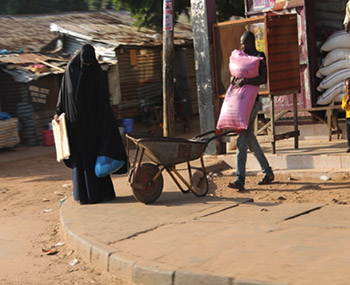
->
<box><xmin>54</xmin><ymin>44</ymin><xmax>127</xmax><ymax>204</ymax></box>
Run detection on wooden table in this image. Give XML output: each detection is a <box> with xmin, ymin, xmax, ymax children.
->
<box><xmin>299</xmin><ymin>105</ymin><xmax>342</xmax><ymax>141</ymax></box>
<box><xmin>256</xmin><ymin>92</ymin><xmax>299</xmax><ymax>154</ymax></box>
<box><xmin>256</xmin><ymin>104</ymin><xmax>343</xmax><ymax>153</ymax></box>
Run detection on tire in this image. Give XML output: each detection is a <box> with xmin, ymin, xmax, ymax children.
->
<box><xmin>190</xmin><ymin>170</ymin><xmax>209</xmax><ymax>197</ymax></box>
<box><xmin>131</xmin><ymin>163</ymin><xmax>163</xmax><ymax>204</ymax></box>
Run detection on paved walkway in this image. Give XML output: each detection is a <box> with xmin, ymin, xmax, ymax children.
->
<box><xmin>2</xmin><ymin>139</ymin><xmax>350</xmax><ymax>285</ymax></box>
<box><xmin>59</xmin><ymin>138</ymin><xmax>350</xmax><ymax>285</ymax></box>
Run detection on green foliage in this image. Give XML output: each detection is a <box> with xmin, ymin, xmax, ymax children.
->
<box><xmin>88</xmin><ymin>0</ymin><xmax>116</xmax><ymax>10</ymax></box>
<box><xmin>216</xmin><ymin>0</ymin><xmax>245</xmax><ymax>21</ymax></box>
<box><xmin>114</xmin><ymin>0</ymin><xmax>190</xmax><ymax>31</ymax></box>
<box><xmin>0</xmin><ymin>0</ymin><xmax>89</xmax><ymax>15</ymax></box>
<box><xmin>114</xmin><ymin>0</ymin><xmax>245</xmax><ymax>30</ymax></box>
<box><xmin>0</xmin><ymin>0</ymin><xmax>245</xmax><ymax>26</ymax></box>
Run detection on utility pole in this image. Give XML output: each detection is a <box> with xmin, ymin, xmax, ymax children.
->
<box><xmin>163</xmin><ymin>0</ymin><xmax>175</xmax><ymax>137</ymax></box>
<box><xmin>191</xmin><ymin>0</ymin><xmax>217</xmax><ymax>154</ymax></box>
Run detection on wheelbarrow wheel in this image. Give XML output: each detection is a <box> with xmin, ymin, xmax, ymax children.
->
<box><xmin>191</xmin><ymin>170</ymin><xmax>209</xmax><ymax>197</ymax></box>
<box><xmin>131</xmin><ymin>163</ymin><xmax>163</xmax><ymax>204</ymax></box>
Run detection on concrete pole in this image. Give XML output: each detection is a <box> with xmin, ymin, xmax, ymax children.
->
<box><xmin>162</xmin><ymin>0</ymin><xmax>175</xmax><ymax>137</ymax></box>
<box><xmin>191</xmin><ymin>0</ymin><xmax>217</xmax><ymax>154</ymax></box>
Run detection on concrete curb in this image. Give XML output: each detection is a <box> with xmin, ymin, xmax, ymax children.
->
<box><xmin>60</xmin><ymin>197</ymin><xmax>284</xmax><ymax>285</ymax></box>
<box><xmin>217</xmin><ymin>153</ymin><xmax>350</xmax><ymax>171</ymax></box>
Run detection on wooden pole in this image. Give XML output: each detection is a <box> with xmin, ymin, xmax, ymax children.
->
<box><xmin>162</xmin><ymin>0</ymin><xmax>175</xmax><ymax>137</ymax></box>
<box><xmin>293</xmin><ymin>93</ymin><xmax>299</xmax><ymax>149</ymax></box>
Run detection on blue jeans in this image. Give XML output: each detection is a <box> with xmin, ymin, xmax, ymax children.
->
<box><xmin>236</xmin><ymin>100</ymin><xmax>273</xmax><ymax>185</ymax></box>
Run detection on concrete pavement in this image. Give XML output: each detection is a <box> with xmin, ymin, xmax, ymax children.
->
<box><xmin>2</xmin><ymin>138</ymin><xmax>350</xmax><ymax>284</ymax></box>
<box><xmin>58</xmin><ymin>138</ymin><xmax>350</xmax><ymax>285</ymax></box>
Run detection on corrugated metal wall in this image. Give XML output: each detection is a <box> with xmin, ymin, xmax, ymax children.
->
<box><xmin>115</xmin><ymin>47</ymin><xmax>163</xmax><ymax>119</ymax></box>
<box><xmin>31</xmin><ymin>75</ymin><xmax>62</xmax><ymax>144</ymax></box>
<box><xmin>315</xmin><ymin>0</ymin><xmax>347</xmax><ymax>31</ymax></box>
<box><xmin>63</xmin><ymin>35</ymin><xmax>85</xmax><ymax>55</ymax></box>
<box><xmin>184</xmin><ymin>48</ymin><xmax>198</xmax><ymax>115</ymax></box>
<box><xmin>0</xmin><ymin>71</ymin><xmax>60</xmax><ymax>146</ymax></box>
<box><xmin>0</xmin><ymin>71</ymin><xmax>37</xmax><ymax>145</ymax></box>
<box><xmin>115</xmin><ymin>46</ymin><xmax>198</xmax><ymax>119</ymax></box>
<box><xmin>0</xmin><ymin>71</ymin><xmax>26</xmax><ymax>117</ymax></box>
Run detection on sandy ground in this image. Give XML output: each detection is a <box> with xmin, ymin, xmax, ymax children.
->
<box><xmin>1</xmin><ymin>146</ymin><xmax>350</xmax><ymax>285</ymax></box>
<box><xmin>0</xmin><ymin>151</ymin><xmax>132</xmax><ymax>285</ymax></box>
<box><xmin>211</xmin><ymin>170</ymin><xmax>350</xmax><ymax>205</ymax></box>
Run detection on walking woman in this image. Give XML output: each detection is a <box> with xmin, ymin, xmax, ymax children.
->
<box><xmin>54</xmin><ymin>44</ymin><xmax>127</xmax><ymax>204</ymax></box>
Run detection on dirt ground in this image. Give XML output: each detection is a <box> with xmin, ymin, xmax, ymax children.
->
<box><xmin>1</xmin><ymin>147</ymin><xmax>350</xmax><ymax>285</ymax></box>
<box><xmin>211</xmin><ymin>170</ymin><xmax>350</xmax><ymax>205</ymax></box>
<box><xmin>0</xmin><ymin>150</ymin><xmax>132</xmax><ymax>285</ymax></box>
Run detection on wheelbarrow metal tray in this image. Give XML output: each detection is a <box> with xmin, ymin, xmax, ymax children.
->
<box><xmin>128</xmin><ymin>134</ymin><xmax>207</xmax><ymax>167</ymax></box>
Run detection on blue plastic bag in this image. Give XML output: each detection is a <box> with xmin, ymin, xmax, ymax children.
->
<box><xmin>95</xmin><ymin>156</ymin><xmax>125</xmax><ymax>178</ymax></box>
<box><xmin>0</xmin><ymin>112</ymin><xmax>11</xmax><ymax>120</ymax></box>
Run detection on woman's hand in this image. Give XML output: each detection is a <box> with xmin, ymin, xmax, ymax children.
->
<box><xmin>54</xmin><ymin>114</ymin><xmax>59</xmax><ymax>123</ymax></box>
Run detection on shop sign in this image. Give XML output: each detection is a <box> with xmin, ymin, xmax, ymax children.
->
<box><xmin>163</xmin><ymin>0</ymin><xmax>173</xmax><ymax>31</ymax></box>
<box><xmin>253</xmin><ymin>0</ymin><xmax>275</xmax><ymax>10</ymax></box>
<box><xmin>29</xmin><ymin>85</ymin><xmax>49</xmax><ymax>105</ymax></box>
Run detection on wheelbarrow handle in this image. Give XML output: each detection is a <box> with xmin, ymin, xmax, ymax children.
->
<box><xmin>192</xmin><ymin>130</ymin><xmax>217</xmax><ymax>139</ymax></box>
<box><xmin>192</xmin><ymin>129</ymin><xmax>236</xmax><ymax>143</ymax></box>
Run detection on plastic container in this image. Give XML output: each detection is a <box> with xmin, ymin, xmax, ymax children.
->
<box><xmin>122</xmin><ymin>118</ymin><xmax>134</xmax><ymax>133</ymax></box>
<box><xmin>42</xmin><ymin>130</ymin><xmax>54</xmax><ymax>146</ymax></box>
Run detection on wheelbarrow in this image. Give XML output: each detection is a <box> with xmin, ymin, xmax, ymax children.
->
<box><xmin>126</xmin><ymin>130</ymin><xmax>234</xmax><ymax>204</ymax></box>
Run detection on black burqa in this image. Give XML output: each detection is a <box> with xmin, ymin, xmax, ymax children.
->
<box><xmin>56</xmin><ymin>44</ymin><xmax>128</xmax><ymax>204</ymax></box>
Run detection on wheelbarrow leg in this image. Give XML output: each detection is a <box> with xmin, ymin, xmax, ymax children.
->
<box><xmin>128</xmin><ymin>146</ymin><xmax>145</xmax><ymax>183</ymax></box>
<box><xmin>166</xmin><ymin>167</ymin><xmax>191</xmax><ymax>193</ymax></box>
<box><xmin>166</xmin><ymin>160</ymin><xmax>209</xmax><ymax>197</ymax></box>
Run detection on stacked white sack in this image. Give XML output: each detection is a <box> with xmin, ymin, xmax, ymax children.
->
<box><xmin>317</xmin><ymin>69</ymin><xmax>350</xmax><ymax>91</ymax></box>
<box><xmin>321</xmin><ymin>30</ymin><xmax>350</xmax><ymax>52</ymax></box>
<box><xmin>316</xmin><ymin>30</ymin><xmax>350</xmax><ymax>105</ymax></box>
<box><xmin>316</xmin><ymin>59</ymin><xmax>350</xmax><ymax>78</ymax></box>
<box><xmin>322</xmin><ymin>48</ymin><xmax>350</xmax><ymax>66</ymax></box>
<box><xmin>334</xmin><ymin>92</ymin><xmax>347</xmax><ymax>103</ymax></box>
<box><xmin>316</xmin><ymin>81</ymin><xmax>346</xmax><ymax>105</ymax></box>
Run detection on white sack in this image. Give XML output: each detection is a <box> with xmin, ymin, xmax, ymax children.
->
<box><xmin>317</xmin><ymin>69</ymin><xmax>350</xmax><ymax>91</ymax></box>
<box><xmin>316</xmin><ymin>81</ymin><xmax>346</xmax><ymax>105</ymax></box>
<box><xmin>316</xmin><ymin>59</ymin><xmax>350</xmax><ymax>78</ymax></box>
<box><xmin>334</xmin><ymin>92</ymin><xmax>346</xmax><ymax>103</ymax></box>
<box><xmin>321</xmin><ymin>30</ymin><xmax>350</xmax><ymax>52</ymax></box>
<box><xmin>322</xmin><ymin>48</ymin><xmax>350</xmax><ymax>67</ymax></box>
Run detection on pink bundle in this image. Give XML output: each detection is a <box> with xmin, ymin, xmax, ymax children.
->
<box><xmin>216</xmin><ymin>50</ymin><xmax>262</xmax><ymax>131</ymax></box>
<box><xmin>216</xmin><ymin>84</ymin><xmax>259</xmax><ymax>131</ymax></box>
<box><xmin>229</xmin><ymin>49</ymin><xmax>262</xmax><ymax>79</ymax></box>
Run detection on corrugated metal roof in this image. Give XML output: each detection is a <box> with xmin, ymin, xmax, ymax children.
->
<box><xmin>0</xmin><ymin>10</ymin><xmax>193</xmax><ymax>53</ymax></box>
<box><xmin>51</xmin><ymin>22</ymin><xmax>162</xmax><ymax>47</ymax></box>
<box><xmin>0</xmin><ymin>53</ymin><xmax>67</xmax><ymax>82</ymax></box>
<box><xmin>0</xmin><ymin>53</ymin><xmax>60</xmax><ymax>65</ymax></box>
